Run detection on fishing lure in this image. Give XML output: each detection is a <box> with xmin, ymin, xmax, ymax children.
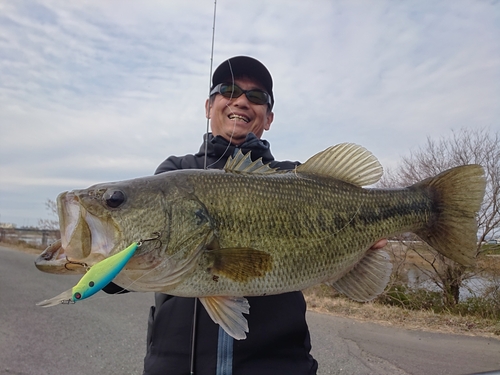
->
<box><xmin>37</xmin><ymin>242</ymin><xmax>139</xmax><ymax>307</ymax></box>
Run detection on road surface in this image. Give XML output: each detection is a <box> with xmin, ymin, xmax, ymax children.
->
<box><xmin>1</xmin><ymin>246</ymin><xmax>499</xmax><ymax>375</ymax></box>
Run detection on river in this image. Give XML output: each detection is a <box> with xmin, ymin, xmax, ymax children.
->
<box><xmin>406</xmin><ymin>265</ymin><xmax>500</xmax><ymax>300</ymax></box>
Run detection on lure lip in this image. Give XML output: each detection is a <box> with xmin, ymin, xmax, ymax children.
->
<box><xmin>36</xmin><ymin>288</ymin><xmax>74</xmax><ymax>307</ymax></box>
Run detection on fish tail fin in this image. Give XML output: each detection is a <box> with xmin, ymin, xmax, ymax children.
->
<box><xmin>36</xmin><ymin>288</ymin><xmax>74</xmax><ymax>307</ymax></box>
<box><xmin>413</xmin><ymin>164</ymin><xmax>485</xmax><ymax>266</ymax></box>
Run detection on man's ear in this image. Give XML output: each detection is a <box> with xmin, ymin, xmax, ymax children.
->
<box><xmin>264</xmin><ymin>111</ymin><xmax>274</xmax><ymax>131</ymax></box>
<box><xmin>205</xmin><ymin>99</ymin><xmax>211</xmax><ymax>119</ymax></box>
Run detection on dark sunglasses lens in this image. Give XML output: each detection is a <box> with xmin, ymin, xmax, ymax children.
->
<box><xmin>246</xmin><ymin>91</ymin><xmax>268</xmax><ymax>105</ymax></box>
<box><xmin>219</xmin><ymin>84</ymin><xmax>243</xmax><ymax>98</ymax></box>
<box><xmin>218</xmin><ymin>83</ymin><xmax>269</xmax><ymax>105</ymax></box>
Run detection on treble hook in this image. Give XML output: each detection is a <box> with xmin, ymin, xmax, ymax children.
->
<box><xmin>137</xmin><ymin>231</ymin><xmax>162</xmax><ymax>249</ymax></box>
<box><xmin>64</xmin><ymin>257</ymin><xmax>89</xmax><ymax>271</ymax></box>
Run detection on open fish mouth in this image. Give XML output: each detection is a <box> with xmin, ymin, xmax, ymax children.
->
<box><xmin>35</xmin><ymin>191</ymin><xmax>118</xmax><ymax>274</ymax></box>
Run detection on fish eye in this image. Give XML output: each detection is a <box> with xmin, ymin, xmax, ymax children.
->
<box><xmin>103</xmin><ymin>190</ymin><xmax>126</xmax><ymax>208</ymax></box>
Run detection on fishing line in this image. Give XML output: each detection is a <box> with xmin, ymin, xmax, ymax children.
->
<box><xmin>104</xmin><ymin>236</ymin><xmax>203</xmax><ymax>293</ymax></box>
<box><xmin>204</xmin><ymin>0</ymin><xmax>218</xmax><ymax>170</ymax></box>
<box><xmin>205</xmin><ymin>59</ymin><xmax>239</xmax><ymax>169</ymax></box>
<box><xmin>223</xmin><ymin>61</ymin><xmax>237</xmax><ymax>146</ymax></box>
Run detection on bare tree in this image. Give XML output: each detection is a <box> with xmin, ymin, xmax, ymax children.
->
<box><xmin>379</xmin><ymin>127</ymin><xmax>499</xmax><ymax>305</ymax></box>
<box><xmin>37</xmin><ymin>199</ymin><xmax>59</xmax><ymax>230</ymax></box>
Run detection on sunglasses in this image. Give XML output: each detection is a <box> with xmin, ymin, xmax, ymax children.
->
<box><xmin>210</xmin><ymin>83</ymin><xmax>272</xmax><ymax>107</ymax></box>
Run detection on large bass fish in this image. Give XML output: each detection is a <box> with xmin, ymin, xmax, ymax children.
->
<box><xmin>36</xmin><ymin>143</ymin><xmax>485</xmax><ymax>339</ymax></box>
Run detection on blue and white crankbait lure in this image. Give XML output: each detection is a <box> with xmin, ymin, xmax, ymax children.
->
<box><xmin>37</xmin><ymin>242</ymin><xmax>139</xmax><ymax>307</ymax></box>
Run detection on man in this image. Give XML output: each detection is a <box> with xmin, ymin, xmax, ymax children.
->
<box><xmin>143</xmin><ymin>56</ymin><xmax>386</xmax><ymax>375</ymax></box>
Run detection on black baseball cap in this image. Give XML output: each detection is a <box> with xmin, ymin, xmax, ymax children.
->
<box><xmin>211</xmin><ymin>56</ymin><xmax>274</xmax><ymax>107</ymax></box>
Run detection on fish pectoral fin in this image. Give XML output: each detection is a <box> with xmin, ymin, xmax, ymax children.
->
<box><xmin>207</xmin><ymin>248</ymin><xmax>272</xmax><ymax>282</ymax></box>
<box><xmin>326</xmin><ymin>249</ymin><xmax>392</xmax><ymax>302</ymax></box>
<box><xmin>199</xmin><ymin>296</ymin><xmax>250</xmax><ymax>340</ymax></box>
<box><xmin>297</xmin><ymin>143</ymin><xmax>383</xmax><ymax>186</ymax></box>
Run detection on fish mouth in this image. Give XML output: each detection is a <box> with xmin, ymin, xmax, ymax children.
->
<box><xmin>35</xmin><ymin>191</ymin><xmax>118</xmax><ymax>274</ymax></box>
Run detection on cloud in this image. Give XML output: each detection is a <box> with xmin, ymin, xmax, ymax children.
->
<box><xmin>0</xmin><ymin>0</ymin><xmax>498</xmax><ymax>226</ymax></box>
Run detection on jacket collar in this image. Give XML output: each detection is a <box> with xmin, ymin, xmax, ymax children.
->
<box><xmin>196</xmin><ymin>133</ymin><xmax>276</xmax><ymax>163</ymax></box>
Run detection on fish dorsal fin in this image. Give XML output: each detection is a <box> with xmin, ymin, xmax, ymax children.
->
<box><xmin>199</xmin><ymin>296</ymin><xmax>250</xmax><ymax>340</ymax></box>
<box><xmin>325</xmin><ymin>250</ymin><xmax>392</xmax><ymax>302</ymax></box>
<box><xmin>297</xmin><ymin>143</ymin><xmax>383</xmax><ymax>186</ymax></box>
<box><xmin>224</xmin><ymin>150</ymin><xmax>277</xmax><ymax>174</ymax></box>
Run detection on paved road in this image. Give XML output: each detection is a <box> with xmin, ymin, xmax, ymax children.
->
<box><xmin>1</xmin><ymin>245</ymin><xmax>499</xmax><ymax>375</ymax></box>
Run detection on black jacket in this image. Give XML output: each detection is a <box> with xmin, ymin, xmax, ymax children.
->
<box><xmin>144</xmin><ymin>133</ymin><xmax>318</xmax><ymax>375</ymax></box>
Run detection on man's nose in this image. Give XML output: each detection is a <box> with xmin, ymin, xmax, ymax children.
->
<box><xmin>231</xmin><ymin>93</ymin><xmax>250</xmax><ymax>108</ymax></box>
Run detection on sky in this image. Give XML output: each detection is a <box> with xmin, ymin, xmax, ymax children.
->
<box><xmin>0</xmin><ymin>0</ymin><xmax>499</xmax><ymax>227</ymax></box>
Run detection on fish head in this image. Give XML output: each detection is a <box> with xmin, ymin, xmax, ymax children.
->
<box><xmin>35</xmin><ymin>177</ymin><xmax>170</xmax><ymax>274</ymax></box>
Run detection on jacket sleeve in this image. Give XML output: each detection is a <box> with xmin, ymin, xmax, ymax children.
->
<box><xmin>154</xmin><ymin>156</ymin><xmax>184</xmax><ymax>175</ymax></box>
<box><xmin>270</xmin><ymin>160</ymin><xmax>300</xmax><ymax>171</ymax></box>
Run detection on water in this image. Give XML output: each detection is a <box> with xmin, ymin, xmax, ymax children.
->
<box><xmin>406</xmin><ymin>266</ymin><xmax>499</xmax><ymax>300</ymax></box>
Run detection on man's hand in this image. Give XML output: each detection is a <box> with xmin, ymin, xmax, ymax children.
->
<box><xmin>371</xmin><ymin>239</ymin><xmax>387</xmax><ymax>250</ymax></box>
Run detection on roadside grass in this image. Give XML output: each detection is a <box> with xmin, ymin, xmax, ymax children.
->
<box><xmin>303</xmin><ymin>284</ymin><xmax>500</xmax><ymax>338</ymax></box>
<box><xmin>482</xmin><ymin>243</ymin><xmax>500</xmax><ymax>255</ymax></box>
<box><xmin>1</xmin><ymin>239</ymin><xmax>46</xmax><ymax>254</ymax></box>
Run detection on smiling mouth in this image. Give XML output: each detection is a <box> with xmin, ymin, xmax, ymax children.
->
<box><xmin>228</xmin><ymin>114</ymin><xmax>249</xmax><ymax>123</ymax></box>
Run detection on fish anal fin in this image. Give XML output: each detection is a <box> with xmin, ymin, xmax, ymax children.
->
<box><xmin>207</xmin><ymin>248</ymin><xmax>272</xmax><ymax>282</ymax></box>
<box><xmin>297</xmin><ymin>143</ymin><xmax>383</xmax><ymax>186</ymax></box>
<box><xmin>199</xmin><ymin>296</ymin><xmax>250</xmax><ymax>340</ymax></box>
<box><xmin>326</xmin><ymin>250</ymin><xmax>392</xmax><ymax>302</ymax></box>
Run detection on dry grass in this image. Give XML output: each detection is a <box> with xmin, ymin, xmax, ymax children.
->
<box><xmin>2</xmin><ymin>241</ymin><xmax>45</xmax><ymax>255</ymax></box>
<box><xmin>304</xmin><ymin>285</ymin><xmax>500</xmax><ymax>338</ymax></box>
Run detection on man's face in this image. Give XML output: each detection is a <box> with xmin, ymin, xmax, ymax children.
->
<box><xmin>205</xmin><ymin>77</ymin><xmax>274</xmax><ymax>145</ymax></box>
